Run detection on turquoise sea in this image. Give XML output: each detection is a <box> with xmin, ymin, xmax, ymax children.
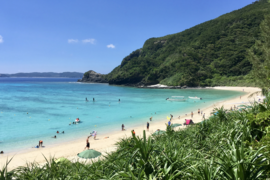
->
<box><xmin>0</xmin><ymin>78</ymin><xmax>244</xmax><ymax>153</ymax></box>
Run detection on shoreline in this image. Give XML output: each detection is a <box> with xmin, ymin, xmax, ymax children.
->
<box><xmin>0</xmin><ymin>86</ymin><xmax>260</xmax><ymax>170</ymax></box>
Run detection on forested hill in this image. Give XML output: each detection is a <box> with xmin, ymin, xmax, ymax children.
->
<box><xmin>104</xmin><ymin>0</ymin><xmax>270</xmax><ymax>87</ymax></box>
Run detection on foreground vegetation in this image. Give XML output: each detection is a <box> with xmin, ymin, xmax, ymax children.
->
<box><xmin>1</xmin><ymin>94</ymin><xmax>270</xmax><ymax>179</ymax></box>
<box><xmin>104</xmin><ymin>0</ymin><xmax>270</xmax><ymax>87</ymax></box>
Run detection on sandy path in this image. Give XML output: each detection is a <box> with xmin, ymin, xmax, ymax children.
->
<box><xmin>0</xmin><ymin>87</ymin><xmax>261</xmax><ymax>170</ymax></box>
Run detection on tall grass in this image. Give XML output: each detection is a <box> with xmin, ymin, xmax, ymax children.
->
<box><xmin>2</xmin><ymin>97</ymin><xmax>270</xmax><ymax>179</ymax></box>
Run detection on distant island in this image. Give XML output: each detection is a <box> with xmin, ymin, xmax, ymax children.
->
<box><xmin>0</xmin><ymin>72</ymin><xmax>84</xmax><ymax>78</ymax></box>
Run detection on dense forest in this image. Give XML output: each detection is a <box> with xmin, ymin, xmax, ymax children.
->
<box><xmin>104</xmin><ymin>0</ymin><xmax>270</xmax><ymax>87</ymax></box>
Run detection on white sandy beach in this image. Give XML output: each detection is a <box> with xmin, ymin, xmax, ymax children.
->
<box><xmin>0</xmin><ymin>86</ymin><xmax>261</xmax><ymax>170</ymax></box>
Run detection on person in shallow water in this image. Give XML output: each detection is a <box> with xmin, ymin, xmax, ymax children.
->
<box><xmin>86</xmin><ymin>97</ymin><xmax>88</xmax><ymax>101</ymax></box>
<box><xmin>0</xmin><ymin>151</ymin><xmax>4</xmax><ymax>154</ymax></box>
<box><xmin>57</xmin><ymin>131</ymin><xmax>59</xmax><ymax>134</ymax></box>
<box><xmin>62</xmin><ymin>131</ymin><xmax>64</xmax><ymax>134</ymax></box>
<box><xmin>52</xmin><ymin>135</ymin><xmax>56</xmax><ymax>138</ymax></box>
<box><xmin>93</xmin><ymin>98</ymin><xmax>95</xmax><ymax>101</ymax></box>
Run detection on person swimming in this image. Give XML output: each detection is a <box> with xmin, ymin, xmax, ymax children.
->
<box><xmin>93</xmin><ymin>98</ymin><xmax>95</xmax><ymax>101</ymax></box>
<box><xmin>57</xmin><ymin>131</ymin><xmax>59</xmax><ymax>134</ymax></box>
<box><xmin>62</xmin><ymin>131</ymin><xmax>64</xmax><ymax>134</ymax></box>
<box><xmin>119</xmin><ymin>99</ymin><xmax>120</xmax><ymax>102</ymax></box>
<box><xmin>86</xmin><ymin>97</ymin><xmax>88</xmax><ymax>101</ymax></box>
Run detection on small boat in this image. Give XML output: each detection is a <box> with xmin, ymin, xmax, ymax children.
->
<box><xmin>189</xmin><ymin>96</ymin><xmax>202</xmax><ymax>100</ymax></box>
<box><xmin>166</xmin><ymin>96</ymin><xmax>186</xmax><ymax>101</ymax></box>
<box><xmin>167</xmin><ymin>98</ymin><xmax>186</xmax><ymax>101</ymax></box>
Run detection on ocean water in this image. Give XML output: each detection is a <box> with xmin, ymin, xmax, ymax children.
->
<box><xmin>0</xmin><ymin>78</ymin><xmax>244</xmax><ymax>153</ymax></box>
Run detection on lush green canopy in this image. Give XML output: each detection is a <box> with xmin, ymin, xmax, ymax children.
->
<box><xmin>105</xmin><ymin>0</ymin><xmax>270</xmax><ymax>87</ymax></box>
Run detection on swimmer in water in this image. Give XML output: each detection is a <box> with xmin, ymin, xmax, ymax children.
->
<box><xmin>119</xmin><ymin>99</ymin><xmax>120</xmax><ymax>102</ymax></box>
<box><xmin>52</xmin><ymin>135</ymin><xmax>56</xmax><ymax>138</ymax></box>
<box><xmin>62</xmin><ymin>131</ymin><xmax>64</xmax><ymax>134</ymax></box>
<box><xmin>86</xmin><ymin>97</ymin><xmax>88</xmax><ymax>101</ymax></box>
<box><xmin>93</xmin><ymin>98</ymin><xmax>95</xmax><ymax>101</ymax></box>
<box><xmin>57</xmin><ymin>131</ymin><xmax>59</xmax><ymax>134</ymax></box>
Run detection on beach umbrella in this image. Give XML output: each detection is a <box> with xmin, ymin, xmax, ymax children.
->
<box><xmin>152</xmin><ymin>130</ymin><xmax>166</xmax><ymax>136</ymax></box>
<box><xmin>55</xmin><ymin>157</ymin><xmax>70</xmax><ymax>164</ymax></box>
<box><xmin>77</xmin><ymin>149</ymin><xmax>102</xmax><ymax>159</ymax></box>
<box><xmin>238</xmin><ymin>105</ymin><xmax>246</xmax><ymax>107</ymax></box>
<box><xmin>171</xmin><ymin>123</ymin><xmax>182</xmax><ymax>128</ymax></box>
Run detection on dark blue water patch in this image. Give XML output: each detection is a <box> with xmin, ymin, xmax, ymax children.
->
<box><xmin>49</xmin><ymin>127</ymin><xmax>62</xmax><ymax>130</ymax></box>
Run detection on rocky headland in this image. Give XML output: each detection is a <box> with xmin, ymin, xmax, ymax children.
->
<box><xmin>77</xmin><ymin>70</ymin><xmax>108</xmax><ymax>83</ymax></box>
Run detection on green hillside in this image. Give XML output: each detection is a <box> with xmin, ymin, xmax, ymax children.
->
<box><xmin>105</xmin><ymin>0</ymin><xmax>270</xmax><ymax>87</ymax></box>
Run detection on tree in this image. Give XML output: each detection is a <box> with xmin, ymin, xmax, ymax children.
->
<box><xmin>248</xmin><ymin>14</ymin><xmax>270</xmax><ymax>89</ymax></box>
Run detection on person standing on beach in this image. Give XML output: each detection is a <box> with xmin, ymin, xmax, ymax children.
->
<box><xmin>191</xmin><ymin>112</ymin><xmax>193</xmax><ymax>118</ymax></box>
<box><xmin>198</xmin><ymin>109</ymin><xmax>200</xmax><ymax>114</ymax></box>
<box><xmin>122</xmin><ymin>124</ymin><xmax>125</xmax><ymax>131</ymax></box>
<box><xmin>203</xmin><ymin>113</ymin><xmax>205</xmax><ymax>119</ymax></box>
<box><xmin>85</xmin><ymin>136</ymin><xmax>90</xmax><ymax>150</ymax></box>
<box><xmin>147</xmin><ymin>122</ymin><xmax>149</xmax><ymax>131</ymax></box>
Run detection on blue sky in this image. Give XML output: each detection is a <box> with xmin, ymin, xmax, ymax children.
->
<box><xmin>0</xmin><ymin>0</ymin><xmax>255</xmax><ymax>74</ymax></box>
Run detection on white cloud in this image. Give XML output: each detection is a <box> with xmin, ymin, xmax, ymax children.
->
<box><xmin>82</xmin><ymin>38</ymin><xmax>95</xmax><ymax>44</ymax></box>
<box><xmin>0</xmin><ymin>35</ymin><xmax>3</xmax><ymax>43</ymax></box>
<box><xmin>68</xmin><ymin>39</ymin><xmax>78</xmax><ymax>43</ymax></box>
<box><xmin>107</xmin><ymin>44</ymin><xmax>115</xmax><ymax>48</ymax></box>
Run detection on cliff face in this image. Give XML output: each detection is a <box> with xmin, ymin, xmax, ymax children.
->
<box><xmin>78</xmin><ymin>70</ymin><xmax>108</xmax><ymax>83</ymax></box>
